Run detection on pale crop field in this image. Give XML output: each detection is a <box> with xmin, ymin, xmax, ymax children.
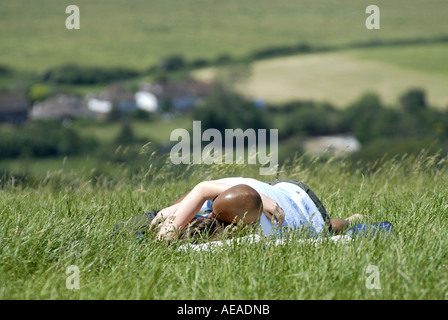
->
<box><xmin>195</xmin><ymin>43</ymin><xmax>448</xmax><ymax>108</ymax></box>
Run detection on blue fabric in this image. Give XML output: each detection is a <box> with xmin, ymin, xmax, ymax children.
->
<box><xmin>135</xmin><ymin>232</ymin><xmax>144</xmax><ymax>243</ymax></box>
<box><xmin>194</xmin><ymin>211</ymin><xmax>211</xmax><ymax>219</ymax></box>
<box><xmin>346</xmin><ymin>222</ymin><xmax>395</xmax><ymax>239</ymax></box>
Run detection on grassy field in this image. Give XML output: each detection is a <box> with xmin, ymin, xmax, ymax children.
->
<box><xmin>72</xmin><ymin>117</ymin><xmax>193</xmax><ymax>144</ymax></box>
<box><xmin>351</xmin><ymin>43</ymin><xmax>448</xmax><ymax>79</ymax></box>
<box><xmin>1</xmin><ymin>0</ymin><xmax>448</xmax><ymax>72</ymax></box>
<box><xmin>0</xmin><ymin>117</ymin><xmax>194</xmax><ymax>179</ymax></box>
<box><xmin>0</xmin><ymin>153</ymin><xmax>447</xmax><ymax>300</ymax></box>
<box><xmin>1</xmin><ymin>1</ymin><xmax>448</xmax><ymax>302</ymax></box>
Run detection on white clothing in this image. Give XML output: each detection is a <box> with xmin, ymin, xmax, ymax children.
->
<box><xmin>201</xmin><ymin>177</ymin><xmax>326</xmax><ymax>237</ymax></box>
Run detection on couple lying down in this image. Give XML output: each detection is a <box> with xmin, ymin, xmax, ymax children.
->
<box><xmin>114</xmin><ymin>177</ymin><xmax>363</xmax><ymax>243</ymax></box>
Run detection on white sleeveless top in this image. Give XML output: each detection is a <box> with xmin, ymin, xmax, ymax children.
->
<box><xmin>200</xmin><ymin>177</ymin><xmax>326</xmax><ymax>237</ymax></box>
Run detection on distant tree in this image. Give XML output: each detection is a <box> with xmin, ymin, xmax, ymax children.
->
<box><xmin>399</xmin><ymin>88</ymin><xmax>427</xmax><ymax>113</ymax></box>
<box><xmin>283</xmin><ymin>102</ymin><xmax>341</xmax><ymax>137</ymax></box>
<box><xmin>37</xmin><ymin>64</ymin><xmax>139</xmax><ymax>85</ymax></box>
<box><xmin>0</xmin><ymin>64</ymin><xmax>11</xmax><ymax>76</ymax></box>
<box><xmin>29</xmin><ymin>84</ymin><xmax>51</xmax><ymax>102</ymax></box>
<box><xmin>158</xmin><ymin>55</ymin><xmax>186</xmax><ymax>72</ymax></box>
<box><xmin>0</xmin><ymin>121</ymin><xmax>98</xmax><ymax>159</ymax></box>
<box><xmin>108</xmin><ymin>106</ymin><xmax>122</xmax><ymax>122</ymax></box>
<box><xmin>193</xmin><ymin>82</ymin><xmax>268</xmax><ymax>135</ymax></box>
<box><xmin>343</xmin><ymin>93</ymin><xmax>392</xmax><ymax>143</ymax></box>
<box><xmin>214</xmin><ymin>54</ymin><xmax>233</xmax><ymax>65</ymax></box>
<box><xmin>190</xmin><ymin>58</ymin><xmax>209</xmax><ymax>69</ymax></box>
<box><xmin>115</xmin><ymin>121</ymin><xmax>135</xmax><ymax>146</ymax></box>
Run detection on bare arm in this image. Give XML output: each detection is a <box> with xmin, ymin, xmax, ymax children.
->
<box><xmin>170</xmin><ymin>191</ymin><xmax>191</xmax><ymax>205</ymax></box>
<box><xmin>149</xmin><ymin>190</ymin><xmax>197</xmax><ymax>232</ymax></box>
<box><xmin>149</xmin><ymin>203</ymin><xmax>181</xmax><ymax>231</ymax></box>
<box><xmin>153</xmin><ymin>181</ymin><xmax>285</xmax><ymax>241</ymax></box>
<box><xmin>259</xmin><ymin>193</ymin><xmax>285</xmax><ymax>226</ymax></box>
<box><xmin>156</xmin><ymin>181</ymin><xmax>232</xmax><ymax>240</ymax></box>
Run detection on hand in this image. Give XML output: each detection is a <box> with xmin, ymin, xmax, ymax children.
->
<box><xmin>149</xmin><ymin>203</ymin><xmax>179</xmax><ymax>231</ymax></box>
<box><xmin>156</xmin><ymin>220</ymin><xmax>178</xmax><ymax>241</ymax></box>
<box><xmin>259</xmin><ymin>194</ymin><xmax>285</xmax><ymax>226</ymax></box>
<box><xmin>150</xmin><ymin>207</ymin><xmax>179</xmax><ymax>241</ymax></box>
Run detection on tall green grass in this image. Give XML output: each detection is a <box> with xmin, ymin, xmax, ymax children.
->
<box><xmin>1</xmin><ymin>152</ymin><xmax>447</xmax><ymax>299</ymax></box>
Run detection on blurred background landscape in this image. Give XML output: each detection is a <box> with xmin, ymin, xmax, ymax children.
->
<box><xmin>1</xmin><ymin>0</ymin><xmax>448</xmax><ymax>181</ymax></box>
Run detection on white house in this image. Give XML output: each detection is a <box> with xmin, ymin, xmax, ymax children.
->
<box><xmin>303</xmin><ymin>134</ymin><xmax>361</xmax><ymax>155</ymax></box>
<box><xmin>31</xmin><ymin>94</ymin><xmax>92</xmax><ymax>121</ymax></box>
<box><xmin>135</xmin><ymin>91</ymin><xmax>158</xmax><ymax>112</ymax></box>
<box><xmin>87</xmin><ymin>98</ymin><xmax>112</xmax><ymax>114</ymax></box>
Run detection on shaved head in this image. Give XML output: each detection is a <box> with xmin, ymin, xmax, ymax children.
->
<box><xmin>212</xmin><ymin>184</ymin><xmax>263</xmax><ymax>225</ymax></box>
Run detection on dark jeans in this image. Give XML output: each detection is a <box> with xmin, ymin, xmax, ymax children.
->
<box><xmin>112</xmin><ymin>210</ymin><xmax>159</xmax><ymax>237</ymax></box>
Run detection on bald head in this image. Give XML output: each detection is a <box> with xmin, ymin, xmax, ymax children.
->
<box><xmin>212</xmin><ymin>184</ymin><xmax>263</xmax><ymax>225</ymax></box>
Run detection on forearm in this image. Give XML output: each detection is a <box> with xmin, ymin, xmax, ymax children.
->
<box><xmin>171</xmin><ymin>186</ymin><xmax>207</xmax><ymax>229</ymax></box>
<box><xmin>157</xmin><ymin>185</ymin><xmax>206</xmax><ymax>240</ymax></box>
<box><xmin>157</xmin><ymin>181</ymin><xmax>232</xmax><ymax>240</ymax></box>
<box><xmin>259</xmin><ymin>193</ymin><xmax>285</xmax><ymax>225</ymax></box>
<box><xmin>170</xmin><ymin>191</ymin><xmax>191</xmax><ymax>205</ymax></box>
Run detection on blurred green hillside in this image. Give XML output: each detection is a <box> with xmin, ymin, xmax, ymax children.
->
<box><xmin>1</xmin><ymin>0</ymin><xmax>447</xmax><ymax>72</ymax></box>
<box><xmin>1</xmin><ymin>0</ymin><xmax>448</xmax><ymax>175</ymax></box>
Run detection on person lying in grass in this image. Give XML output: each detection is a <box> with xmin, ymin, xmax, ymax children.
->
<box><xmin>117</xmin><ymin>177</ymin><xmax>362</xmax><ymax>242</ymax></box>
